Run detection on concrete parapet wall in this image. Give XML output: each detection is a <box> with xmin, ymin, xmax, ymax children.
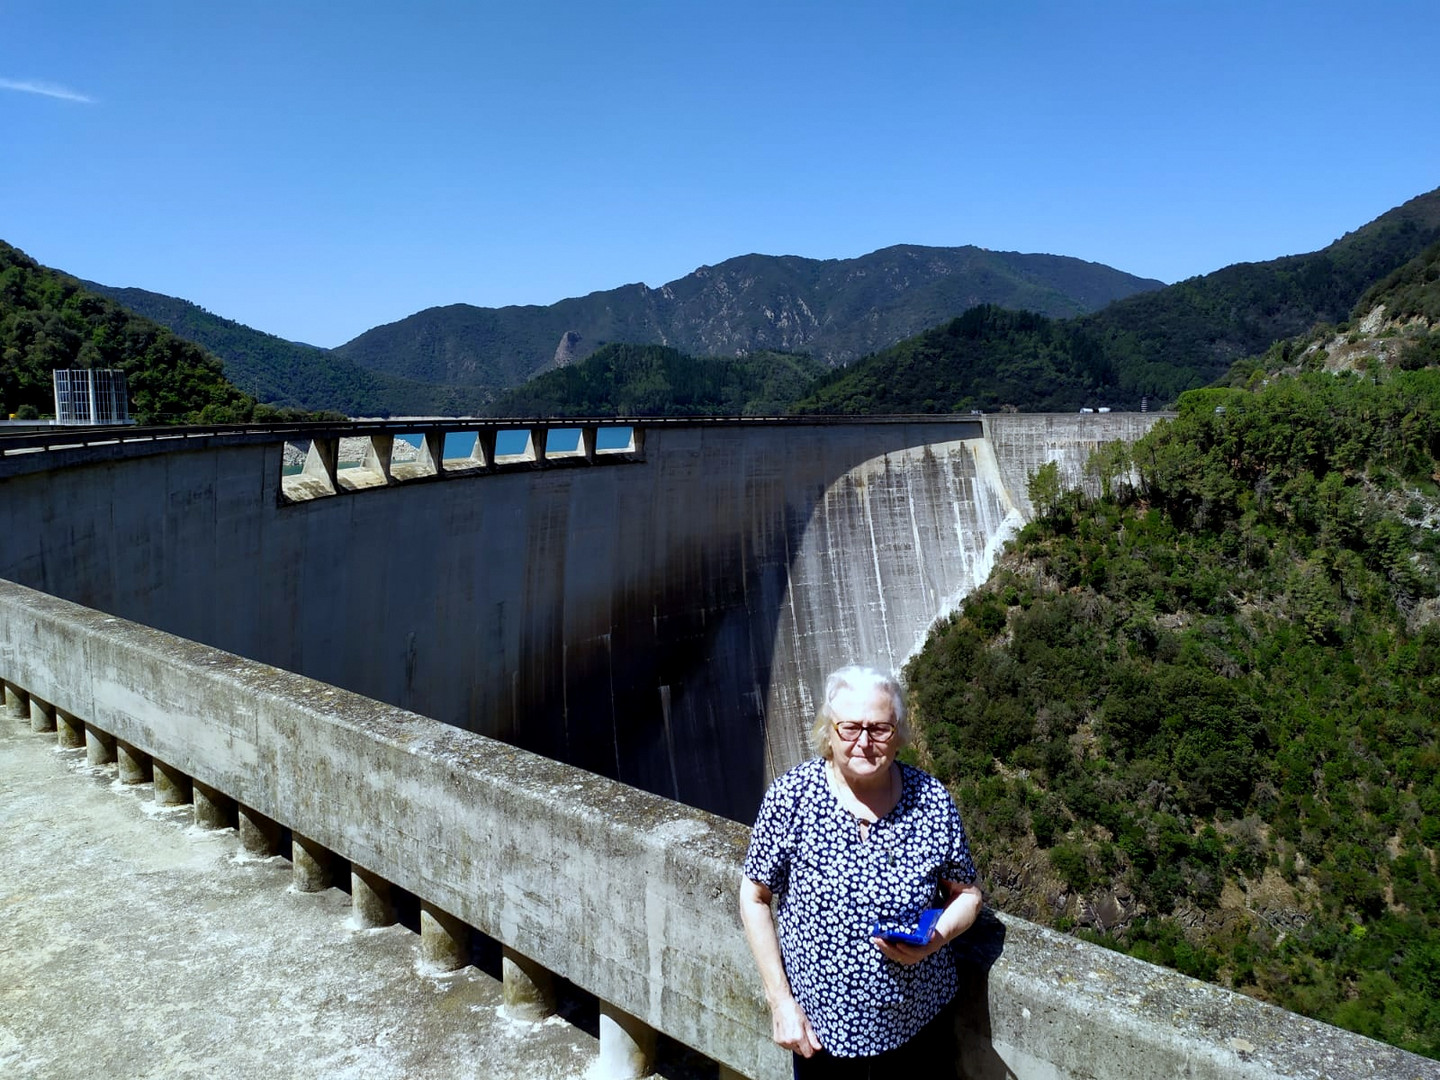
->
<box><xmin>2</xmin><ymin>579</ymin><xmax>1431</xmax><ymax>1080</ymax></box>
<box><xmin>0</xmin><ymin>576</ymin><xmax>781</xmax><ymax>1080</ymax></box>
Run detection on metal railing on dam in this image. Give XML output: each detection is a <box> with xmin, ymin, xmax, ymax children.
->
<box><xmin>1</xmin><ymin>580</ymin><xmax>1430</xmax><ymax>1080</ymax></box>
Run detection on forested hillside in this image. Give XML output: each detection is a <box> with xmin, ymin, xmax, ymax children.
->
<box><xmin>82</xmin><ymin>284</ymin><xmax>488</xmax><ymax>417</ymax></box>
<box><xmin>794</xmin><ymin>304</ymin><xmax>1118</xmax><ymax>413</ymax></box>
<box><xmin>333</xmin><ymin>245</ymin><xmax>1162</xmax><ymax>392</ymax></box>
<box><xmin>904</xmin><ymin>279</ymin><xmax>1440</xmax><ymax>1056</ymax></box>
<box><xmin>0</xmin><ymin>241</ymin><xmax>276</xmax><ymax>424</ymax></box>
<box><xmin>800</xmin><ymin>187</ymin><xmax>1440</xmax><ymax>414</ymax></box>
<box><xmin>1356</xmin><ymin>240</ymin><xmax>1440</xmax><ymax>326</ymax></box>
<box><xmin>486</xmin><ymin>343</ymin><xmax>826</xmax><ymax>417</ymax></box>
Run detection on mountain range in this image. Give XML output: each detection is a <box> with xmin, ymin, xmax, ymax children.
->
<box><xmin>797</xmin><ymin>186</ymin><xmax>1440</xmax><ymax>413</ymax></box>
<box><xmin>330</xmin><ymin>246</ymin><xmax>1163</xmax><ymax>387</ymax></box>
<box><xmin>83</xmin><ymin>246</ymin><xmax>1162</xmax><ymax>415</ymax></box>
<box><xmin>12</xmin><ymin>185</ymin><xmax>1440</xmax><ymax>419</ymax></box>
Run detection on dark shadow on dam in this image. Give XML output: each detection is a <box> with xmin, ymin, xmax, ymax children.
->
<box><xmin>507</xmin><ymin>500</ymin><xmax>807</xmax><ymax>820</ymax></box>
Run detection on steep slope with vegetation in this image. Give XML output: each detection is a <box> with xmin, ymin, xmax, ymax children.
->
<box><xmin>1357</xmin><ymin>239</ymin><xmax>1440</xmax><ymax>324</ymax></box>
<box><xmin>904</xmin><ymin>273</ymin><xmax>1440</xmax><ymax>1056</ymax></box>
<box><xmin>83</xmin><ymin>283</ymin><xmax>489</xmax><ymax>416</ymax></box>
<box><xmin>333</xmin><ymin>245</ymin><xmax>1162</xmax><ymax>391</ymax></box>
<box><xmin>486</xmin><ymin>342</ymin><xmax>826</xmax><ymax>417</ymax></box>
<box><xmin>1223</xmin><ymin>240</ymin><xmax>1440</xmax><ymax>389</ymax></box>
<box><xmin>799</xmin><ymin>188</ymin><xmax>1440</xmax><ymax>414</ymax></box>
<box><xmin>0</xmin><ymin>241</ymin><xmax>279</xmax><ymax>424</ymax></box>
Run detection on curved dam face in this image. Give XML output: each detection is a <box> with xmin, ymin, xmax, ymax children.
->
<box><xmin>0</xmin><ymin>414</ymin><xmax>1162</xmax><ymax>820</ymax></box>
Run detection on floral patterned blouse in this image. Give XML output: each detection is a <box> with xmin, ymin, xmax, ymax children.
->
<box><xmin>743</xmin><ymin>758</ymin><xmax>977</xmax><ymax>1057</ymax></box>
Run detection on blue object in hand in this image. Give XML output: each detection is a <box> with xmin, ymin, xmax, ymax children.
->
<box><xmin>870</xmin><ymin>907</ymin><xmax>943</xmax><ymax>945</ymax></box>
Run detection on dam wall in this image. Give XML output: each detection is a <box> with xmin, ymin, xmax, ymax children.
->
<box><xmin>984</xmin><ymin>411</ymin><xmax>1166</xmax><ymax>518</ymax></box>
<box><xmin>2</xmin><ymin>579</ymin><xmax>1426</xmax><ymax>1080</ymax></box>
<box><xmin>0</xmin><ymin>415</ymin><xmax>1161</xmax><ymax>820</ymax></box>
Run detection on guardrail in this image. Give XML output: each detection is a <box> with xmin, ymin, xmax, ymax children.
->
<box><xmin>1</xmin><ymin>578</ymin><xmax>1431</xmax><ymax>1080</ymax></box>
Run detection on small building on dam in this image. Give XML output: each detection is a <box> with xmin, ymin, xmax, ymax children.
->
<box><xmin>1</xmin><ymin>414</ymin><xmax>1429</xmax><ymax>1080</ymax></box>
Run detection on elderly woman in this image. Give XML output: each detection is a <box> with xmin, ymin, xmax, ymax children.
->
<box><xmin>739</xmin><ymin>665</ymin><xmax>982</xmax><ymax>1076</ymax></box>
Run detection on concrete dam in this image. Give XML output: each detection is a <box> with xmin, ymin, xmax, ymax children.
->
<box><xmin>0</xmin><ymin>413</ymin><xmax>1152</xmax><ymax>821</ymax></box>
<box><xmin>2</xmin><ymin>414</ymin><xmax>1427</xmax><ymax>1080</ymax></box>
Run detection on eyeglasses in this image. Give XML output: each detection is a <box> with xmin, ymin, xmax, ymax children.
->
<box><xmin>832</xmin><ymin>721</ymin><xmax>897</xmax><ymax>743</ymax></box>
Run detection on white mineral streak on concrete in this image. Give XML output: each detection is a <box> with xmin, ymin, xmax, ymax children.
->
<box><xmin>764</xmin><ymin>436</ymin><xmax>1034</xmax><ymax>779</ymax></box>
<box><xmin>860</xmin><ymin>470</ymin><xmax>896</xmax><ymax>661</ymax></box>
<box><xmin>0</xmin><ymin>721</ymin><xmax>597</xmax><ymax>1080</ymax></box>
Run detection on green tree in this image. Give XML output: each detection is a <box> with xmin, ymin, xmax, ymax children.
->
<box><xmin>1027</xmin><ymin>460</ymin><xmax>1063</xmax><ymax>518</ymax></box>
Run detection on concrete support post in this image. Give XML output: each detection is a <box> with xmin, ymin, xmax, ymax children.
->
<box><xmin>116</xmin><ymin>741</ymin><xmax>152</xmax><ymax>785</ymax></box>
<box><xmin>628</xmin><ymin>426</ymin><xmax>646</xmax><ymax>457</ymax></box>
<box><xmin>502</xmin><ymin>946</ymin><xmax>557</xmax><ymax>1021</ymax></box>
<box><xmin>84</xmin><ymin>722</ymin><xmax>116</xmax><ymax>764</ymax></box>
<box><xmin>471</xmin><ymin>430</ymin><xmax>495</xmax><ymax>469</ymax></box>
<box><xmin>238</xmin><ymin>806</ymin><xmax>281</xmax><ymax>856</ymax></box>
<box><xmin>419</xmin><ymin>903</ymin><xmax>468</xmax><ymax>971</ymax></box>
<box><xmin>56</xmin><ymin>709</ymin><xmax>85</xmax><ymax>750</ymax></box>
<box><xmin>292</xmin><ymin>834</ymin><xmax>333</xmax><ymax>893</ymax></box>
<box><xmin>596</xmin><ymin>1003</ymin><xmax>657</xmax><ymax>1080</ymax></box>
<box><xmin>152</xmin><ymin>760</ymin><xmax>192</xmax><ymax>806</ymax></box>
<box><xmin>350</xmin><ymin>868</ymin><xmax>396</xmax><ymax>928</ymax></box>
<box><xmin>420</xmin><ymin>431</ymin><xmax>445</xmax><ymax>476</ymax></box>
<box><xmin>529</xmin><ymin>426</ymin><xmax>547</xmax><ymax>465</ymax></box>
<box><xmin>362</xmin><ymin>434</ymin><xmax>395</xmax><ymax>482</ymax></box>
<box><xmin>4</xmin><ymin>682</ymin><xmax>29</xmax><ymax>719</ymax></box>
<box><xmin>580</xmin><ymin>426</ymin><xmax>598</xmax><ymax>463</ymax></box>
<box><xmin>29</xmin><ymin>696</ymin><xmax>56</xmax><ymax>733</ymax></box>
<box><xmin>192</xmin><ymin>782</ymin><xmax>233</xmax><ymax>830</ymax></box>
<box><xmin>301</xmin><ymin>438</ymin><xmax>339</xmax><ymax>493</ymax></box>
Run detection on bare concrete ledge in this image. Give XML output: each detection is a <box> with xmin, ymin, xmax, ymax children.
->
<box><xmin>1</xmin><ymin>577</ymin><xmax>1433</xmax><ymax>1080</ymax></box>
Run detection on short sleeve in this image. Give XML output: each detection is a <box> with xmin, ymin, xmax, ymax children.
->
<box><xmin>939</xmin><ymin>789</ymin><xmax>978</xmax><ymax>886</ymax></box>
<box><xmin>743</xmin><ymin>776</ymin><xmax>795</xmax><ymax>894</ymax></box>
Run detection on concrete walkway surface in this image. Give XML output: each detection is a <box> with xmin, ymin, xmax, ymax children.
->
<box><xmin>0</xmin><ymin>715</ymin><xmax>604</xmax><ymax>1080</ymax></box>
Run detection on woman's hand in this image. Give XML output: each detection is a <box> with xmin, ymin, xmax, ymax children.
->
<box><xmin>739</xmin><ymin>876</ymin><xmax>824</xmax><ymax>1057</ymax></box>
<box><xmin>870</xmin><ymin>930</ymin><xmax>946</xmax><ymax>965</ymax></box>
<box><xmin>771</xmin><ymin>995</ymin><xmax>823</xmax><ymax>1057</ymax></box>
<box><xmin>872</xmin><ymin>880</ymin><xmax>984</xmax><ymax>965</ymax></box>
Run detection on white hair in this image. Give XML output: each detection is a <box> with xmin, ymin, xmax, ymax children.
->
<box><xmin>809</xmin><ymin>665</ymin><xmax>909</xmax><ymax>759</ymax></box>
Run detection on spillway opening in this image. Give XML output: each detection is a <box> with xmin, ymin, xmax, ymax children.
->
<box><xmin>493</xmin><ymin>427</ymin><xmax>539</xmax><ymax>465</ymax></box>
<box><xmin>387</xmin><ymin>432</ymin><xmax>438</xmax><ymax>481</ymax></box>
<box><xmin>280</xmin><ymin>437</ymin><xmax>338</xmax><ymax>501</ymax></box>
<box><xmin>544</xmin><ymin>426</ymin><xmax>585</xmax><ymax>459</ymax></box>
<box><xmin>595</xmin><ymin>425</ymin><xmax>636</xmax><ymax>455</ymax></box>
<box><xmin>440</xmin><ymin>431</ymin><xmax>488</xmax><ymax>473</ymax></box>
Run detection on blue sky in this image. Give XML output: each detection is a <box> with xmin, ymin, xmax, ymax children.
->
<box><xmin>3</xmin><ymin>1</ymin><xmax>1438</xmax><ymax>348</ymax></box>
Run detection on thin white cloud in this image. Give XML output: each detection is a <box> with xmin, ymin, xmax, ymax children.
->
<box><xmin>0</xmin><ymin>78</ymin><xmax>94</xmax><ymax>104</ymax></box>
